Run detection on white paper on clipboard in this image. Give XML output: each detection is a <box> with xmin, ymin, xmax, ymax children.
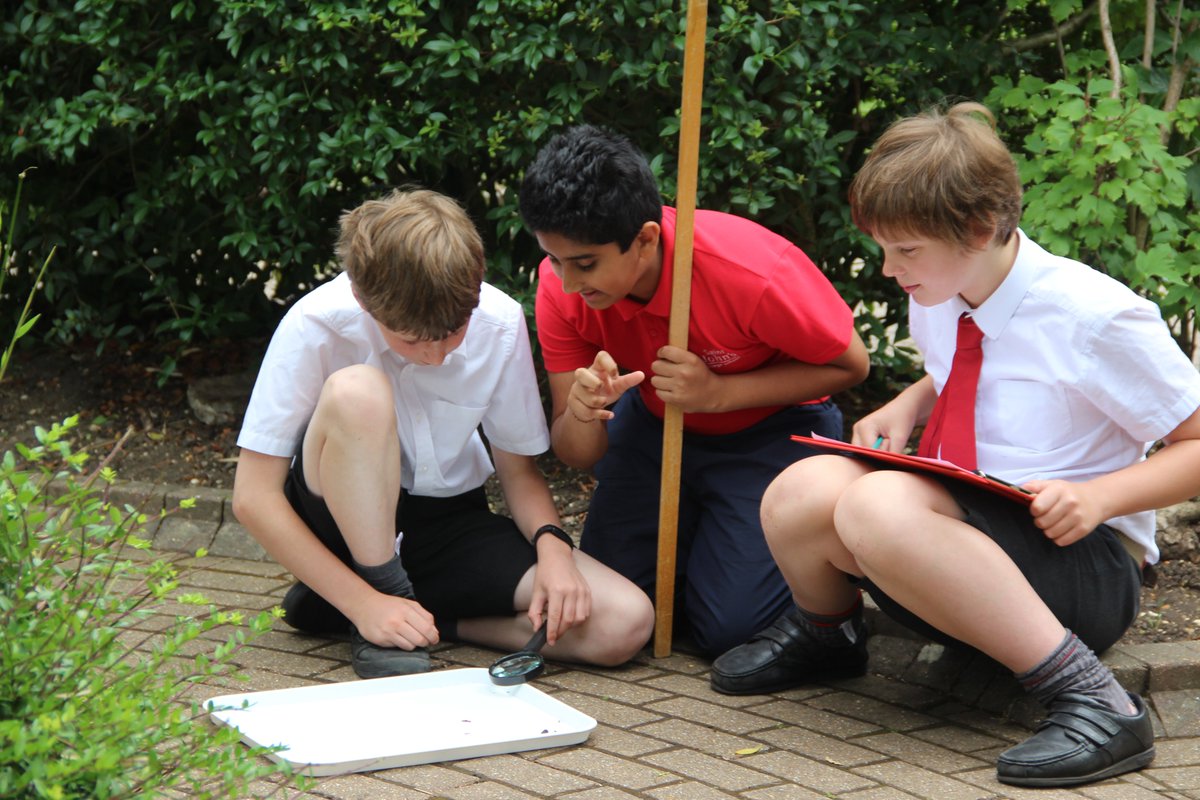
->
<box><xmin>207</xmin><ymin>667</ymin><xmax>596</xmax><ymax>775</ymax></box>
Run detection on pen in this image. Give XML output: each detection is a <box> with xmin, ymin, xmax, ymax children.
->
<box><xmin>872</xmin><ymin>436</ymin><xmax>884</xmax><ymax>449</ymax></box>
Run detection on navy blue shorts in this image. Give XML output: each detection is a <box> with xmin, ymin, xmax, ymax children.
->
<box><xmin>856</xmin><ymin>478</ymin><xmax>1142</xmax><ymax>654</ymax></box>
<box><xmin>283</xmin><ymin>447</ymin><xmax>536</xmax><ymax>628</ymax></box>
<box><xmin>580</xmin><ymin>390</ymin><xmax>844</xmax><ymax>656</ymax></box>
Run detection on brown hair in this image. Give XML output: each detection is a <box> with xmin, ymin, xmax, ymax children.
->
<box><xmin>337</xmin><ymin>188</ymin><xmax>484</xmax><ymax>338</ymax></box>
<box><xmin>849</xmin><ymin>102</ymin><xmax>1022</xmax><ymax>249</ymax></box>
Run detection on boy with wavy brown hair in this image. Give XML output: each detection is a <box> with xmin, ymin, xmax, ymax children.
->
<box><xmin>711</xmin><ymin>103</ymin><xmax>1200</xmax><ymax>787</ymax></box>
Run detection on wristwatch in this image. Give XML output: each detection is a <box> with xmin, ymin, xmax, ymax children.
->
<box><xmin>533</xmin><ymin>523</ymin><xmax>575</xmax><ymax>550</ymax></box>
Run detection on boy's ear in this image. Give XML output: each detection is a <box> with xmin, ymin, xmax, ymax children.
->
<box><xmin>350</xmin><ymin>282</ymin><xmax>364</xmax><ymax>309</ymax></box>
<box><xmin>636</xmin><ymin>221</ymin><xmax>661</xmax><ymax>251</ymax></box>
<box><xmin>969</xmin><ymin>218</ymin><xmax>998</xmax><ymax>251</ymax></box>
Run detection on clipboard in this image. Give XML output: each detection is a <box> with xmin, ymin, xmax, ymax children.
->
<box><xmin>792</xmin><ymin>433</ymin><xmax>1034</xmax><ymax>505</ymax></box>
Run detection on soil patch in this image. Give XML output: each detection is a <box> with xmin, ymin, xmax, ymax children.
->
<box><xmin>1</xmin><ymin>338</ymin><xmax>1196</xmax><ymax>645</ymax></box>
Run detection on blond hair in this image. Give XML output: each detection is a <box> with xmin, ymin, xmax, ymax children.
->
<box><xmin>337</xmin><ymin>188</ymin><xmax>484</xmax><ymax>338</ymax></box>
<box><xmin>849</xmin><ymin>102</ymin><xmax>1022</xmax><ymax>249</ymax></box>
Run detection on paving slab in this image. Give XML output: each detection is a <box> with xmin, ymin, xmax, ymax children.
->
<box><xmin>115</xmin><ymin>479</ymin><xmax>1200</xmax><ymax>798</ymax></box>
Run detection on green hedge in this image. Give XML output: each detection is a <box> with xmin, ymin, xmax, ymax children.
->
<box><xmin>0</xmin><ymin>2</ymin><xmax>998</xmax><ymax>365</ymax></box>
<box><xmin>2</xmin><ymin>1</ymin><xmax>1196</xmax><ymax>382</ymax></box>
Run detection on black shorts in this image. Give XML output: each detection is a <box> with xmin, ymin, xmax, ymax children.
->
<box><xmin>856</xmin><ymin>478</ymin><xmax>1143</xmax><ymax>655</ymax></box>
<box><xmin>283</xmin><ymin>447</ymin><xmax>536</xmax><ymax>623</ymax></box>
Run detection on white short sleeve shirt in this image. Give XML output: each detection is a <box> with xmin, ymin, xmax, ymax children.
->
<box><xmin>236</xmin><ymin>273</ymin><xmax>550</xmax><ymax>497</ymax></box>
<box><xmin>910</xmin><ymin>230</ymin><xmax>1200</xmax><ymax>562</ymax></box>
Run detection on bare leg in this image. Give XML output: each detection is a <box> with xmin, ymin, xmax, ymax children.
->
<box><xmin>299</xmin><ymin>366</ymin><xmax>433</xmax><ymax>678</ymax></box>
<box><xmin>760</xmin><ymin>455</ymin><xmax>873</xmax><ymax>613</ymax></box>
<box><xmin>302</xmin><ymin>365</ymin><xmax>400</xmax><ymax>566</ymax></box>
<box><xmin>833</xmin><ymin>470</ymin><xmax>1065</xmax><ymax>673</ymax></box>
<box><xmin>458</xmin><ymin>551</ymin><xmax>654</xmax><ymax>666</ymax></box>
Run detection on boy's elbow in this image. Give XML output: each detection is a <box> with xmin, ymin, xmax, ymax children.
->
<box><xmin>554</xmin><ymin>446</ymin><xmax>601</xmax><ymax>473</ymax></box>
<box><xmin>230</xmin><ymin>482</ymin><xmax>255</xmax><ymax>527</ymax></box>
<box><xmin>848</xmin><ymin>357</ymin><xmax>870</xmax><ymax>388</ymax></box>
<box><xmin>550</xmin><ymin>437</ymin><xmax>602</xmax><ymax>472</ymax></box>
<box><xmin>230</xmin><ymin>451</ymin><xmax>281</xmax><ymax>527</ymax></box>
<box><xmin>837</xmin><ymin>333</ymin><xmax>871</xmax><ymax>390</ymax></box>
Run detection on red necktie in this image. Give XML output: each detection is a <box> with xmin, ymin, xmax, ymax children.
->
<box><xmin>918</xmin><ymin>313</ymin><xmax>984</xmax><ymax>469</ymax></box>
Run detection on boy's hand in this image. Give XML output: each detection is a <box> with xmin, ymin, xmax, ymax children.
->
<box><xmin>851</xmin><ymin>376</ymin><xmax>934</xmax><ymax>452</ymax></box>
<box><xmin>569</xmin><ymin>350</ymin><xmax>644</xmax><ymax>423</ymax></box>
<box><xmin>1023</xmin><ymin>478</ymin><xmax>1106</xmax><ymax>547</ymax></box>
<box><xmin>529</xmin><ymin>541</ymin><xmax>592</xmax><ymax>646</ymax></box>
<box><xmin>354</xmin><ymin>593</ymin><xmax>439</xmax><ymax>651</ymax></box>
<box><xmin>650</xmin><ymin>346</ymin><xmax>718</xmax><ymax>413</ymax></box>
<box><xmin>850</xmin><ymin>406</ymin><xmax>916</xmax><ymax>453</ymax></box>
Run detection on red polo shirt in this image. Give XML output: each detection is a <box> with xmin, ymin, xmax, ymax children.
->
<box><xmin>535</xmin><ymin>207</ymin><xmax>853</xmax><ymax>435</ymax></box>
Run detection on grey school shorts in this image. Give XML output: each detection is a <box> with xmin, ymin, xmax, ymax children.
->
<box><xmin>855</xmin><ymin>478</ymin><xmax>1142</xmax><ymax>655</ymax></box>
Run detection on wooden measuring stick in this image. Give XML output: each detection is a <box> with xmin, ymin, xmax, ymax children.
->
<box><xmin>654</xmin><ymin>0</ymin><xmax>708</xmax><ymax>658</ymax></box>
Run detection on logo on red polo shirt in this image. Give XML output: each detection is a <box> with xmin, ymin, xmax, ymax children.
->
<box><xmin>700</xmin><ymin>349</ymin><xmax>741</xmax><ymax>370</ymax></box>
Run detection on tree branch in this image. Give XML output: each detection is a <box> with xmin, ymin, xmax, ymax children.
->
<box><xmin>1160</xmin><ymin>0</ymin><xmax>1195</xmax><ymax>144</ymax></box>
<box><xmin>1143</xmin><ymin>0</ymin><xmax>1156</xmax><ymax>69</ymax></box>
<box><xmin>1003</xmin><ymin>3</ymin><xmax>1097</xmax><ymax>52</ymax></box>
<box><xmin>1099</xmin><ymin>0</ymin><xmax>1122</xmax><ymax>97</ymax></box>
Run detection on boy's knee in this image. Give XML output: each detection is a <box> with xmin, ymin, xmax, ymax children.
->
<box><xmin>760</xmin><ymin>455</ymin><xmax>854</xmax><ymax>544</ymax></box>
<box><xmin>833</xmin><ymin>471</ymin><xmax>919</xmax><ymax>558</ymax></box>
<box><xmin>318</xmin><ymin>365</ymin><xmax>395</xmax><ymax>429</ymax></box>
<box><xmin>589</xmin><ymin>591</ymin><xmax>654</xmax><ymax>666</ymax></box>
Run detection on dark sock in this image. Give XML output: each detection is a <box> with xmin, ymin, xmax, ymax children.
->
<box><xmin>794</xmin><ymin>592</ymin><xmax>863</xmax><ymax>647</ymax></box>
<box><xmin>1016</xmin><ymin>630</ymin><xmax>1135</xmax><ymax>714</ymax></box>
<box><xmin>352</xmin><ymin>554</ymin><xmax>415</xmax><ymax>599</ymax></box>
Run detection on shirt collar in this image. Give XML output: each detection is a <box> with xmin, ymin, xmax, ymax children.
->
<box><xmin>965</xmin><ymin>228</ymin><xmax>1036</xmax><ymax>340</ymax></box>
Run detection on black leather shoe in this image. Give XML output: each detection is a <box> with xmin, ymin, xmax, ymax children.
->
<box><xmin>709</xmin><ymin>607</ymin><xmax>867</xmax><ymax>695</ymax></box>
<box><xmin>997</xmin><ymin>691</ymin><xmax>1155</xmax><ymax>787</ymax></box>
<box><xmin>281</xmin><ymin>581</ymin><xmax>350</xmax><ymax>633</ymax></box>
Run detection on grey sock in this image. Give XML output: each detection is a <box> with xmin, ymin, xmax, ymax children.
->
<box><xmin>1016</xmin><ymin>630</ymin><xmax>1133</xmax><ymax>714</ymax></box>
<box><xmin>793</xmin><ymin>594</ymin><xmax>863</xmax><ymax>646</ymax></box>
<box><xmin>352</xmin><ymin>554</ymin><xmax>415</xmax><ymax>599</ymax></box>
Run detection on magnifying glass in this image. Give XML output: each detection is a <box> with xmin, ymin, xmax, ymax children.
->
<box><xmin>488</xmin><ymin>624</ymin><xmax>548</xmax><ymax>686</ymax></box>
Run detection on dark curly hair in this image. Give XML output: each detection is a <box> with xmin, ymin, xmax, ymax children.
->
<box><xmin>518</xmin><ymin>125</ymin><xmax>663</xmax><ymax>251</ymax></box>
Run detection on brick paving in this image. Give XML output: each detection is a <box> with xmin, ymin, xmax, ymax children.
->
<box><xmin>119</xmin><ymin>481</ymin><xmax>1200</xmax><ymax>799</ymax></box>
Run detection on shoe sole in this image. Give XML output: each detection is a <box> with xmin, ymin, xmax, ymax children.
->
<box><xmin>353</xmin><ymin>664</ymin><xmax>431</xmax><ymax>679</ymax></box>
<box><xmin>710</xmin><ymin>664</ymin><xmax>868</xmax><ymax>696</ymax></box>
<box><xmin>997</xmin><ymin>745</ymin><xmax>1156</xmax><ymax>787</ymax></box>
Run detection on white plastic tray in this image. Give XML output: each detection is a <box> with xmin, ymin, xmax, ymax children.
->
<box><xmin>207</xmin><ymin>667</ymin><xmax>596</xmax><ymax>775</ymax></box>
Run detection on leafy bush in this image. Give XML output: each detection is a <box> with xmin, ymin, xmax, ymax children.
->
<box><xmin>2</xmin><ymin>0</ymin><xmax>1196</xmax><ymax>387</ymax></box>
<box><xmin>989</xmin><ymin>0</ymin><xmax>1200</xmax><ymax>357</ymax></box>
<box><xmin>0</xmin><ymin>419</ymin><xmax>303</xmax><ymax>798</ymax></box>
<box><xmin>1</xmin><ymin>0</ymin><xmax>1005</xmax><ymax>382</ymax></box>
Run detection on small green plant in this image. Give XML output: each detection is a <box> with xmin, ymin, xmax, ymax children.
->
<box><xmin>0</xmin><ymin>169</ymin><xmax>53</xmax><ymax>383</ymax></box>
<box><xmin>1</xmin><ymin>173</ymin><xmax>308</xmax><ymax>797</ymax></box>
<box><xmin>0</xmin><ymin>420</ymin><xmax>306</xmax><ymax>798</ymax></box>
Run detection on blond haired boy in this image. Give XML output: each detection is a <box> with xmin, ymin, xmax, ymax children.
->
<box><xmin>233</xmin><ymin>188</ymin><xmax>653</xmax><ymax>679</ymax></box>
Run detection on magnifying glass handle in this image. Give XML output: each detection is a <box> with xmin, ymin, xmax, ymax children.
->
<box><xmin>523</xmin><ymin>624</ymin><xmax>548</xmax><ymax>653</ymax></box>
